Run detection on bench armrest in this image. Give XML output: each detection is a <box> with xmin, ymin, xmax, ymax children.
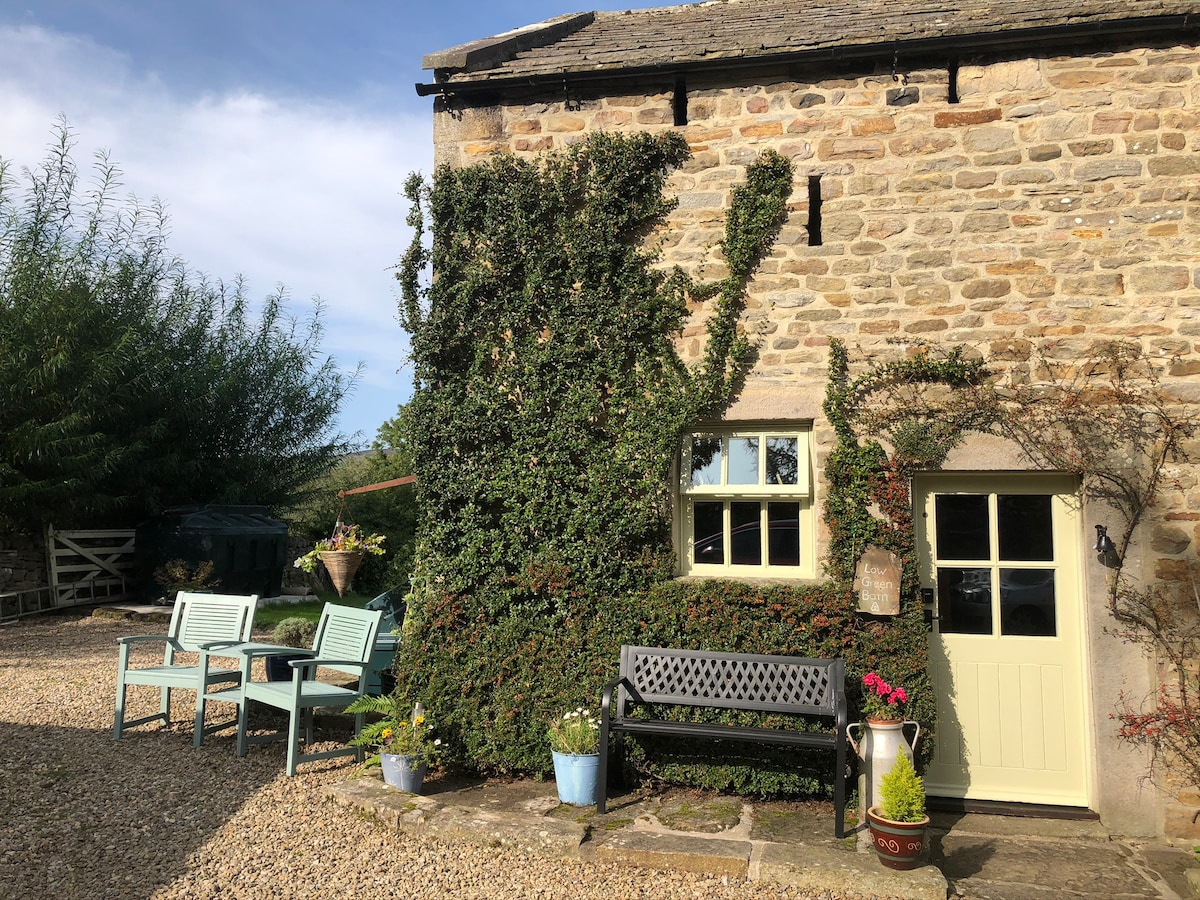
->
<box><xmin>833</xmin><ymin>687</ymin><xmax>848</xmax><ymax>734</ymax></box>
<box><xmin>601</xmin><ymin>675</ymin><xmax>642</xmax><ymax>721</ymax></box>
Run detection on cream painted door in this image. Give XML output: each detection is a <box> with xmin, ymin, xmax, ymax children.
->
<box><xmin>915</xmin><ymin>474</ymin><xmax>1090</xmax><ymax>806</ymax></box>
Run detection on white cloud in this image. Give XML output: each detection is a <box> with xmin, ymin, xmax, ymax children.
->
<box><xmin>0</xmin><ymin>24</ymin><xmax>429</xmax><ymax>441</ymax></box>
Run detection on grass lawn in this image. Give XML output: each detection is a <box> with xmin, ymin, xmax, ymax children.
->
<box><xmin>254</xmin><ymin>590</ymin><xmax>370</xmax><ymax>629</ymax></box>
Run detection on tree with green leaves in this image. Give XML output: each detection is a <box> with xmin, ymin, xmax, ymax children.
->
<box><xmin>0</xmin><ymin>123</ymin><xmax>354</xmax><ymax>529</ymax></box>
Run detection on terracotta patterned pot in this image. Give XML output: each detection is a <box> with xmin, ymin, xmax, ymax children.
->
<box><xmin>866</xmin><ymin>806</ymin><xmax>929</xmax><ymax>870</ymax></box>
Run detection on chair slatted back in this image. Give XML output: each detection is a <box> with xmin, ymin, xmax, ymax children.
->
<box><xmin>172</xmin><ymin>592</ymin><xmax>258</xmax><ymax>652</ymax></box>
<box><xmin>312</xmin><ymin>604</ymin><xmax>383</xmax><ymax>676</ymax></box>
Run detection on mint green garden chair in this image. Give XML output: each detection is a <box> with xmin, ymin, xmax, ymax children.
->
<box><xmin>114</xmin><ymin>591</ymin><xmax>258</xmax><ymax>747</ymax></box>
<box><xmin>227</xmin><ymin>603</ymin><xmax>382</xmax><ymax>775</ymax></box>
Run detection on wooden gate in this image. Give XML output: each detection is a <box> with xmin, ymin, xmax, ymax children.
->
<box><xmin>46</xmin><ymin>526</ymin><xmax>136</xmax><ymax>607</ymax></box>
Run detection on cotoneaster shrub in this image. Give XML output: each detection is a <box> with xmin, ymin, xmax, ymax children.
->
<box><xmin>393</xmin><ymin>131</ymin><xmax>934</xmax><ymax>800</ymax></box>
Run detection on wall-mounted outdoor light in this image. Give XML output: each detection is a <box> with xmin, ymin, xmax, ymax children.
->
<box><xmin>1093</xmin><ymin>524</ymin><xmax>1121</xmax><ymax>567</ymax></box>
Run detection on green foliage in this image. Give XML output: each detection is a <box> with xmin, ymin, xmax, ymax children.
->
<box><xmin>394</xmin><ymin>132</ymin><xmax>799</xmax><ymax>785</ymax></box>
<box><xmin>346</xmin><ymin>694</ymin><xmax>441</xmax><ymax>766</ymax></box>
<box><xmin>547</xmin><ymin>707</ymin><xmax>600</xmax><ymax>756</ymax></box>
<box><xmin>878</xmin><ymin>753</ymin><xmax>926</xmax><ymax>823</ymax></box>
<box><xmin>151</xmin><ymin>559</ymin><xmax>219</xmax><ymax>602</ymax></box>
<box><xmin>272</xmin><ymin>616</ymin><xmax>317</xmax><ymax>648</ymax></box>
<box><xmin>822</xmin><ymin>339</ymin><xmax>996</xmax><ymax>755</ymax></box>
<box><xmin>283</xmin><ymin>405</ymin><xmax>419</xmax><ymax>596</ymax></box>
<box><xmin>0</xmin><ymin>122</ymin><xmax>353</xmax><ymax>529</ymax></box>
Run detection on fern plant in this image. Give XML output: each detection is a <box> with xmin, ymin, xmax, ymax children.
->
<box><xmin>879</xmin><ymin>753</ymin><xmax>926</xmax><ymax>822</ymax></box>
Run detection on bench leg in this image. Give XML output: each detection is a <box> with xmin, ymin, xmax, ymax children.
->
<box><xmin>835</xmin><ymin>737</ymin><xmax>847</xmax><ymax>838</ymax></box>
<box><xmin>596</xmin><ymin>720</ymin><xmax>611</xmax><ymax>814</ymax></box>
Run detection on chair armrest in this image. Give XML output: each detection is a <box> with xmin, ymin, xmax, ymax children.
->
<box><xmin>238</xmin><ymin>645</ymin><xmax>315</xmax><ymax>659</ymax></box>
<box><xmin>116</xmin><ymin>635</ymin><xmax>181</xmax><ymax>649</ymax></box>
<box><xmin>289</xmin><ymin>658</ymin><xmax>367</xmax><ymax>672</ymax></box>
<box><xmin>198</xmin><ymin>640</ymin><xmax>251</xmax><ymax>652</ymax></box>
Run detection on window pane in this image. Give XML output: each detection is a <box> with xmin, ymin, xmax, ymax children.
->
<box><xmin>690</xmin><ymin>436</ymin><xmax>722</xmax><ymax>487</ymax></box>
<box><xmin>766</xmin><ymin>437</ymin><xmax>799</xmax><ymax>485</ymax></box>
<box><xmin>935</xmin><ymin>495</ymin><xmax>990</xmax><ymax>561</ymax></box>
<box><xmin>938</xmin><ymin>567</ymin><xmax>992</xmax><ymax>634</ymax></box>
<box><xmin>730</xmin><ymin>501</ymin><xmax>761</xmax><ymax>565</ymax></box>
<box><xmin>767</xmin><ymin>502</ymin><xmax>800</xmax><ymax>566</ymax></box>
<box><xmin>998</xmin><ymin>495</ymin><xmax>1054</xmax><ymax>562</ymax></box>
<box><xmin>1001</xmin><ymin>568</ymin><xmax>1056</xmax><ymax>636</ymax></box>
<box><xmin>693</xmin><ymin>501</ymin><xmax>724</xmax><ymax>564</ymax></box>
<box><xmin>728</xmin><ymin>437</ymin><xmax>759</xmax><ymax>485</ymax></box>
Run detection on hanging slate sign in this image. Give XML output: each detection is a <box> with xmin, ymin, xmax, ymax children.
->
<box><xmin>854</xmin><ymin>546</ymin><xmax>902</xmax><ymax>615</ymax></box>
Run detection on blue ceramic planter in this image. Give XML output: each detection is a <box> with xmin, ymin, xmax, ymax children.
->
<box><xmin>380</xmin><ymin>753</ymin><xmax>426</xmax><ymax>794</ymax></box>
<box><xmin>552</xmin><ymin>750</ymin><xmax>600</xmax><ymax>806</ymax></box>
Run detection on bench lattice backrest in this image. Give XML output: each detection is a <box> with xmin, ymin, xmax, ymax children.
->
<box><xmin>620</xmin><ymin>645</ymin><xmax>841</xmax><ymax>716</ymax></box>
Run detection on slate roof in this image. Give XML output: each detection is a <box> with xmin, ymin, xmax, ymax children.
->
<box><xmin>419</xmin><ymin>0</ymin><xmax>1200</xmax><ymax>92</ymax></box>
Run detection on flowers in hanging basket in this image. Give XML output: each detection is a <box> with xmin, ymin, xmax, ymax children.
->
<box><xmin>293</xmin><ymin>522</ymin><xmax>386</xmax><ymax>572</ymax></box>
<box><xmin>862</xmin><ymin>672</ymin><xmax>909</xmax><ymax>721</ymax></box>
<box><xmin>547</xmin><ymin>707</ymin><xmax>600</xmax><ymax>756</ymax></box>
<box><xmin>347</xmin><ymin>695</ymin><xmax>442</xmax><ymax>766</ymax></box>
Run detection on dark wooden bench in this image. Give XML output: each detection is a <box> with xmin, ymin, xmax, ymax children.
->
<box><xmin>597</xmin><ymin>645</ymin><xmax>848</xmax><ymax>836</ymax></box>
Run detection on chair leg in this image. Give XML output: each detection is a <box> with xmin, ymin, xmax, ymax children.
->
<box><xmin>302</xmin><ymin>707</ymin><xmax>314</xmax><ymax>746</ymax></box>
<box><xmin>193</xmin><ymin>688</ymin><xmax>208</xmax><ymax>749</ymax></box>
<box><xmin>353</xmin><ymin>711</ymin><xmax>365</xmax><ymax>763</ymax></box>
<box><xmin>114</xmin><ymin>678</ymin><xmax>127</xmax><ymax>740</ymax></box>
<box><xmin>286</xmin><ymin>708</ymin><xmax>302</xmax><ymax>776</ymax></box>
<box><xmin>159</xmin><ymin>685</ymin><xmax>172</xmax><ymax>725</ymax></box>
<box><xmin>236</xmin><ymin>697</ymin><xmax>251</xmax><ymax>758</ymax></box>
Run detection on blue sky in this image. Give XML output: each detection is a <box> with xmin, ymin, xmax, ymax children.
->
<box><xmin>0</xmin><ymin>1</ymin><xmax>687</xmax><ymax>444</ymax></box>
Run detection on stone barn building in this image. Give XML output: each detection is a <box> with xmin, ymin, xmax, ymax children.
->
<box><xmin>417</xmin><ymin>1</ymin><xmax>1200</xmax><ymax>837</ymax></box>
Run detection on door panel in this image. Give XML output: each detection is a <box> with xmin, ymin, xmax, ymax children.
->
<box><xmin>917</xmin><ymin>474</ymin><xmax>1089</xmax><ymax>807</ymax></box>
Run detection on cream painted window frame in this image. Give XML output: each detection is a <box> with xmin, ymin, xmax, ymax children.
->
<box><xmin>678</xmin><ymin>427</ymin><xmax>815</xmax><ymax>578</ymax></box>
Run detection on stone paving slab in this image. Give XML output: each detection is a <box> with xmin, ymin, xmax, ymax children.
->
<box><xmin>324</xmin><ymin>775</ymin><xmax>1200</xmax><ymax>899</ymax></box>
<box><xmin>323</xmin><ymin>777</ymin><xmax>588</xmax><ymax>859</ymax></box>
<box><xmin>935</xmin><ymin>832</ymin><xmax>1152</xmax><ymax>898</ymax></box>
<box><xmin>757</xmin><ymin>842</ymin><xmax>947</xmax><ymax>900</ymax></box>
<box><xmin>593</xmin><ymin>830</ymin><xmax>751</xmax><ymax>878</ymax></box>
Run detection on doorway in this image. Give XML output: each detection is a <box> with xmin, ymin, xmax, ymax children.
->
<box><xmin>915</xmin><ymin>473</ymin><xmax>1091</xmax><ymax>806</ymax></box>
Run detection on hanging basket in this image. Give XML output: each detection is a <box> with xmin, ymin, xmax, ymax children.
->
<box><xmin>319</xmin><ymin>550</ymin><xmax>364</xmax><ymax>597</ymax></box>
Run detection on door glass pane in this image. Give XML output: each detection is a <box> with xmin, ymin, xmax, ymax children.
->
<box><xmin>728</xmin><ymin>438</ymin><xmax>759</xmax><ymax>485</ymax></box>
<box><xmin>938</xmin><ymin>567</ymin><xmax>992</xmax><ymax>634</ymax></box>
<box><xmin>935</xmin><ymin>495</ymin><xmax>990</xmax><ymax>560</ymax></box>
<box><xmin>767</xmin><ymin>502</ymin><xmax>800</xmax><ymax>567</ymax></box>
<box><xmin>690</xmin><ymin>436</ymin><xmax>722</xmax><ymax>487</ymax></box>
<box><xmin>766</xmin><ymin>437</ymin><xmax>799</xmax><ymax>485</ymax></box>
<box><xmin>1000</xmin><ymin>568</ymin><xmax>1056</xmax><ymax>636</ymax></box>
<box><xmin>730</xmin><ymin>501</ymin><xmax>761</xmax><ymax>565</ymax></box>
<box><xmin>998</xmin><ymin>495</ymin><xmax>1054</xmax><ymax>561</ymax></box>
<box><xmin>693</xmin><ymin>501</ymin><xmax>724</xmax><ymax>564</ymax></box>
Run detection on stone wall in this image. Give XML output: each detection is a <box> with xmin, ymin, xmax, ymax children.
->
<box><xmin>0</xmin><ymin>530</ymin><xmax>46</xmax><ymax>594</ymax></box>
<box><xmin>432</xmin><ymin>39</ymin><xmax>1200</xmax><ymax>582</ymax></box>
<box><xmin>429</xmin><ymin>37</ymin><xmax>1200</xmax><ymax>836</ymax></box>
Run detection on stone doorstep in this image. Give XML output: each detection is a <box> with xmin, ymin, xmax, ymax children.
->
<box><xmin>324</xmin><ymin>778</ymin><xmax>587</xmax><ymax>860</ymax></box>
<box><xmin>322</xmin><ymin>777</ymin><xmax>949</xmax><ymax>899</ymax></box>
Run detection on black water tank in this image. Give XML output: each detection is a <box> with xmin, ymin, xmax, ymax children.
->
<box><xmin>136</xmin><ymin>505</ymin><xmax>288</xmax><ymax>601</ymax></box>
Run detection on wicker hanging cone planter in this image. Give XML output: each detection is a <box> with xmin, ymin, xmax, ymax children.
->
<box><xmin>319</xmin><ymin>550</ymin><xmax>364</xmax><ymax>597</ymax></box>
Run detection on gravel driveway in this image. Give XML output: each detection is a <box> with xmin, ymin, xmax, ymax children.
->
<box><xmin>1</xmin><ymin>612</ymin><xmax>881</xmax><ymax>900</ymax></box>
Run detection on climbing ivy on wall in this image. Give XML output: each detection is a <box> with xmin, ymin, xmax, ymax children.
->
<box><xmin>395</xmin><ymin>132</ymin><xmax>795</xmax><ymax>773</ymax></box>
<box><xmin>823</xmin><ymin>339</ymin><xmax>999</xmax><ymax>748</ymax></box>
